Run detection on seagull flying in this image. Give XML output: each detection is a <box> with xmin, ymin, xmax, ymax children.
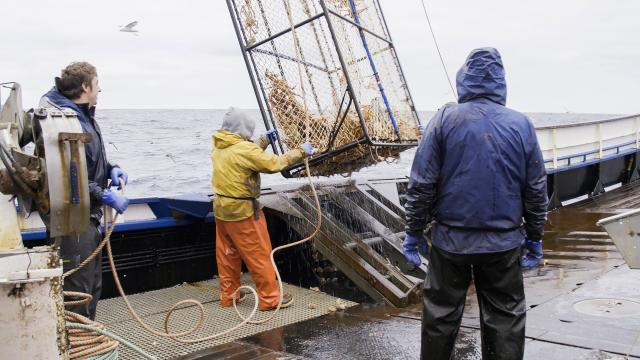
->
<box><xmin>119</xmin><ymin>21</ymin><xmax>139</xmax><ymax>34</ymax></box>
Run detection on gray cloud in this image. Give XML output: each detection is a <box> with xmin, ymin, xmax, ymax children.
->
<box><xmin>1</xmin><ymin>0</ymin><xmax>638</xmax><ymax>114</ymax></box>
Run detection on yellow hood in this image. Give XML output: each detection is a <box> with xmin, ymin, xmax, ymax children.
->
<box><xmin>211</xmin><ymin>129</ymin><xmax>306</xmax><ymax>221</ymax></box>
<box><xmin>213</xmin><ymin>129</ymin><xmax>245</xmax><ymax>150</ymax></box>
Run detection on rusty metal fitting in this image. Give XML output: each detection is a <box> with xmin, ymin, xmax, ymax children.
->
<box><xmin>0</xmin><ymin>168</ymin><xmax>16</xmax><ymax>194</ymax></box>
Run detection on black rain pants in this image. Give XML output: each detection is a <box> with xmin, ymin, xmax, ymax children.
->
<box><xmin>61</xmin><ymin>219</ymin><xmax>103</xmax><ymax>320</ymax></box>
<box><xmin>421</xmin><ymin>245</ymin><xmax>525</xmax><ymax>360</ymax></box>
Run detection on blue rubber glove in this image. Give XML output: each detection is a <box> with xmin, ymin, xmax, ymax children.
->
<box><xmin>102</xmin><ymin>188</ymin><xmax>129</xmax><ymax>214</ymax></box>
<box><xmin>301</xmin><ymin>142</ymin><xmax>314</xmax><ymax>156</ymax></box>
<box><xmin>418</xmin><ymin>124</ymin><xmax>427</xmax><ymax>136</ymax></box>
<box><xmin>521</xmin><ymin>239</ymin><xmax>543</xmax><ymax>269</ymax></box>
<box><xmin>264</xmin><ymin>129</ymin><xmax>277</xmax><ymax>142</ymax></box>
<box><xmin>403</xmin><ymin>232</ymin><xmax>428</xmax><ymax>267</ymax></box>
<box><xmin>110</xmin><ymin>167</ymin><xmax>128</xmax><ymax>189</ymax></box>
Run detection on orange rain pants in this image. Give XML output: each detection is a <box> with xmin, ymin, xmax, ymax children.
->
<box><xmin>215</xmin><ymin>210</ymin><xmax>280</xmax><ymax>310</ymax></box>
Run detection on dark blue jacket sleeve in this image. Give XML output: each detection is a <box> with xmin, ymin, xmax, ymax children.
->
<box><xmin>107</xmin><ymin>162</ymin><xmax>120</xmax><ymax>176</ymax></box>
<box><xmin>89</xmin><ymin>181</ymin><xmax>104</xmax><ymax>209</ymax></box>
<box><xmin>404</xmin><ymin>108</ymin><xmax>446</xmax><ymax>235</ymax></box>
<box><xmin>522</xmin><ymin>120</ymin><xmax>548</xmax><ymax>241</ymax></box>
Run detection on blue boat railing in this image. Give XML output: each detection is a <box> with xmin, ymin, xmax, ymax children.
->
<box><xmin>538</xmin><ymin>113</ymin><xmax>640</xmax><ymax>173</ymax></box>
<box><xmin>544</xmin><ymin>139</ymin><xmax>638</xmax><ymax>174</ymax></box>
<box><xmin>536</xmin><ymin>113</ymin><xmax>640</xmax><ymax>208</ymax></box>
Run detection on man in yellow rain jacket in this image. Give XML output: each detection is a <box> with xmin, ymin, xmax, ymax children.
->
<box><xmin>211</xmin><ymin>107</ymin><xmax>313</xmax><ymax>310</ymax></box>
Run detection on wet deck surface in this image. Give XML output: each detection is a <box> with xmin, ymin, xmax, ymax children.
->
<box><xmin>182</xmin><ymin>183</ymin><xmax>640</xmax><ymax>360</ymax></box>
<box><xmin>96</xmin><ymin>275</ymin><xmax>356</xmax><ymax>360</ymax></box>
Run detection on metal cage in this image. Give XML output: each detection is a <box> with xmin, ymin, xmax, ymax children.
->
<box><xmin>227</xmin><ymin>0</ymin><xmax>421</xmax><ymax>177</ymax></box>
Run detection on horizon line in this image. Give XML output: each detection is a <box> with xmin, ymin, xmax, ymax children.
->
<box><xmin>96</xmin><ymin>108</ymin><xmax>625</xmax><ymax>116</ymax></box>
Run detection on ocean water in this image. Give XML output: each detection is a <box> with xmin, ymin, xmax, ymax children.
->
<box><xmin>96</xmin><ymin>109</ymin><xmax>621</xmax><ymax>198</ymax></box>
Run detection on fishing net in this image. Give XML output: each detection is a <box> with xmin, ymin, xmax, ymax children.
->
<box><xmin>228</xmin><ymin>0</ymin><xmax>421</xmax><ymax>176</ymax></box>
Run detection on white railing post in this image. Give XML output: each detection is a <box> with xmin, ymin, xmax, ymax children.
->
<box><xmin>552</xmin><ymin>128</ymin><xmax>558</xmax><ymax>168</ymax></box>
<box><xmin>598</xmin><ymin>123</ymin><xmax>603</xmax><ymax>159</ymax></box>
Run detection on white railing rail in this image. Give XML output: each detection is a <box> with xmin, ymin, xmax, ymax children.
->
<box><xmin>536</xmin><ymin>114</ymin><xmax>640</xmax><ymax>170</ymax></box>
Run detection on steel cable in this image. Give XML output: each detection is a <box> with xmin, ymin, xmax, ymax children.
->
<box><xmin>418</xmin><ymin>0</ymin><xmax>457</xmax><ymax>100</ymax></box>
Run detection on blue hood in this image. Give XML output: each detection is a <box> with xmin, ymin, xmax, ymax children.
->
<box><xmin>43</xmin><ymin>86</ymin><xmax>96</xmax><ymax>124</ymax></box>
<box><xmin>456</xmin><ymin>47</ymin><xmax>507</xmax><ymax>105</ymax></box>
<box><xmin>44</xmin><ymin>87</ymin><xmax>83</xmax><ymax>115</ymax></box>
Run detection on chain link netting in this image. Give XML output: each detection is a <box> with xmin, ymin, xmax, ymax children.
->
<box><xmin>231</xmin><ymin>0</ymin><xmax>420</xmax><ymax>176</ymax></box>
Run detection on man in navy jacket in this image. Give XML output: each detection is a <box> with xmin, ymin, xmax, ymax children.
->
<box><xmin>40</xmin><ymin>62</ymin><xmax>130</xmax><ymax>320</ymax></box>
<box><xmin>403</xmin><ymin>48</ymin><xmax>548</xmax><ymax>359</ymax></box>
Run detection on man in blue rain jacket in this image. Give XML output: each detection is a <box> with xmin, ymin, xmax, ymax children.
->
<box><xmin>403</xmin><ymin>48</ymin><xmax>548</xmax><ymax>360</ymax></box>
<box><xmin>40</xmin><ymin>62</ymin><xmax>130</xmax><ymax>320</ymax></box>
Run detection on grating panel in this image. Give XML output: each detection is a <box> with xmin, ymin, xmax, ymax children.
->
<box><xmin>96</xmin><ymin>274</ymin><xmax>356</xmax><ymax>359</ymax></box>
<box><xmin>96</xmin><ymin>281</ymin><xmax>220</xmax><ymax>325</ymax></box>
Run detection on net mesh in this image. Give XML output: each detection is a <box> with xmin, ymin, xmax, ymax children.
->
<box><xmin>231</xmin><ymin>0</ymin><xmax>420</xmax><ymax>176</ymax></box>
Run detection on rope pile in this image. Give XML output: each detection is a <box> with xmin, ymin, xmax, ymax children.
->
<box><xmin>62</xmin><ymin>221</ymin><xmax>156</xmax><ymax>359</ymax></box>
<box><xmin>64</xmin><ymin>308</ymin><xmax>119</xmax><ymax>359</ymax></box>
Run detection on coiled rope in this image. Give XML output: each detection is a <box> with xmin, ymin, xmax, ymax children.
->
<box><xmin>66</xmin><ymin>323</ymin><xmax>155</xmax><ymax>360</ymax></box>
<box><xmin>64</xmin><ymin>280</ymin><xmax>156</xmax><ymax>359</ymax></box>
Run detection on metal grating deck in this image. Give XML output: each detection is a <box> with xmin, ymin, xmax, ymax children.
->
<box><xmin>96</xmin><ymin>275</ymin><xmax>357</xmax><ymax>359</ymax></box>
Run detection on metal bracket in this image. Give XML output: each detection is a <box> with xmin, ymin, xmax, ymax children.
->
<box><xmin>59</xmin><ymin>133</ymin><xmax>92</xmax><ymax>205</ymax></box>
<box><xmin>39</xmin><ymin>110</ymin><xmax>91</xmax><ymax>237</ymax></box>
<box><xmin>627</xmin><ymin>150</ymin><xmax>640</xmax><ymax>183</ymax></box>
<box><xmin>590</xmin><ymin>178</ymin><xmax>605</xmax><ymax>198</ymax></box>
<box><xmin>548</xmin><ymin>191</ymin><xmax>562</xmax><ymax>210</ymax></box>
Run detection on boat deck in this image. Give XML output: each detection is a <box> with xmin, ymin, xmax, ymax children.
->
<box><xmin>96</xmin><ymin>275</ymin><xmax>356</xmax><ymax>360</ymax></box>
<box><xmin>100</xmin><ymin>183</ymin><xmax>640</xmax><ymax>360</ymax></box>
<box><xmin>192</xmin><ymin>222</ymin><xmax>639</xmax><ymax>359</ymax></box>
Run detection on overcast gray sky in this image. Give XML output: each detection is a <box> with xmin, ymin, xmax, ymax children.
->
<box><xmin>2</xmin><ymin>0</ymin><xmax>639</xmax><ymax>114</ymax></box>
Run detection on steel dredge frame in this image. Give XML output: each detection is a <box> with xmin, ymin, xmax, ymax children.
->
<box><xmin>226</xmin><ymin>0</ymin><xmax>422</xmax><ymax>177</ymax></box>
